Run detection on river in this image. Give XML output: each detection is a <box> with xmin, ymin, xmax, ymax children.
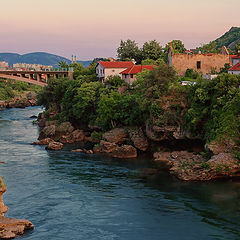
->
<box><xmin>0</xmin><ymin>106</ymin><xmax>240</xmax><ymax>240</ymax></box>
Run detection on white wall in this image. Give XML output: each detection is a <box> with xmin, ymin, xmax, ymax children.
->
<box><xmin>228</xmin><ymin>70</ymin><xmax>240</xmax><ymax>75</ymax></box>
<box><xmin>232</xmin><ymin>59</ymin><xmax>240</xmax><ymax>66</ymax></box>
<box><xmin>96</xmin><ymin>64</ymin><xmax>105</xmax><ymax>79</ymax></box>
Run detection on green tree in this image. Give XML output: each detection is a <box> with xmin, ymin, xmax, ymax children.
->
<box><xmin>219</xmin><ymin>63</ymin><xmax>231</xmax><ymax>74</ymax></box>
<box><xmin>97</xmin><ymin>91</ymin><xmax>146</xmax><ymax>129</ymax></box>
<box><xmin>142</xmin><ymin>40</ymin><xmax>164</xmax><ymax>60</ymax></box>
<box><xmin>117</xmin><ymin>39</ymin><xmax>141</xmax><ymax>63</ymax></box>
<box><xmin>58</xmin><ymin>61</ymin><xmax>68</xmax><ymax>69</ymax></box>
<box><xmin>71</xmin><ymin>82</ymin><xmax>103</xmax><ymax>125</ymax></box>
<box><xmin>105</xmin><ymin>75</ymin><xmax>125</xmax><ymax>88</ymax></box>
<box><xmin>165</xmin><ymin>40</ymin><xmax>186</xmax><ymax>54</ymax></box>
<box><xmin>197</xmin><ymin>41</ymin><xmax>218</xmax><ymax>54</ymax></box>
<box><xmin>141</xmin><ymin>59</ymin><xmax>156</xmax><ymax>65</ymax></box>
<box><xmin>136</xmin><ymin>62</ymin><xmax>177</xmax><ymax>100</ymax></box>
<box><xmin>235</xmin><ymin>40</ymin><xmax>240</xmax><ymax>53</ymax></box>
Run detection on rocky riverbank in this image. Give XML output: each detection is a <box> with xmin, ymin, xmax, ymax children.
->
<box><xmin>33</xmin><ymin>118</ymin><xmax>240</xmax><ymax>181</ymax></box>
<box><xmin>0</xmin><ymin>91</ymin><xmax>37</xmax><ymax>110</ymax></box>
<box><xmin>33</xmin><ymin>119</ymin><xmax>148</xmax><ymax>158</ymax></box>
<box><xmin>0</xmin><ymin>177</ymin><xmax>34</xmax><ymax>239</ymax></box>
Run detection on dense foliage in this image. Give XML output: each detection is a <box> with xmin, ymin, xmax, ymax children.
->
<box><xmin>215</xmin><ymin>27</ymin><xmax>240</xmax><ymax>50</ymax></box>
<box><xmin>38</xmin><ymin>62</ymin><xmax>177</xmax><ymax>130</ymax></box>
<box><xmin>38</xmin><ymin>59</ymin><xmax>240</xmax><ymax>151</ymax></box>
<box><xmin>185</xmin><ymin>74</ymin><xmax>240</xmax><ymax>143</ymax></box>
<box><xmin>117</xmin><ymin>39</ymin><xmax>186</xmax><ymax>64</ymax></box>
<box><xmin>0</xmin><ymin>79</ymin><xmax>41</xmax><ymax>100</ymax></box>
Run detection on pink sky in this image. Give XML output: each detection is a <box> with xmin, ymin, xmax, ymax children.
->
<box><xmin>0</xmin><ymin>0</ymin><xmax>239</xmax><ymax>60</ymax></box>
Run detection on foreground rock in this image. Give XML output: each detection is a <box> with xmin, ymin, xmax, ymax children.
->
<box><xmin>71</xmin><ymin>149</ymin><xmax>93</xmax><ymax>154</ymax></box>
<box><xmin>103</xmin><ymin>128</ymin><xmax>128</xmax><ymax>144</ymax></box>
<box><xmin>0</xmin><ymin>177</ymin><xmax>34</xmax><ymax>239</ymax></box>
<box><xmin>46</xmin><ymin>142</ymin><xmax>63</xmax><ymax>151</ymax></box>
<box><xmin>128</xmin><ymin>127</ymin><xmax>148</xmax><ymax>151</ymax></box>
<box><xmin>154</xmin><ymin>151</ymin><xmax>240</xmax><ymax>181</ymax></box>
<box><xmin>94</xmin><ymin>140</ymin><xmax>137</xmax><ymax>158</ymax></box>
<box><xmin>38</xmin><ymin>122</ymin><xmax>88</xmax><ymax>144</ymax></box>
<box><xmin>110</xmin><ymin>145</ymin><xmax>137</xmax><ymax>158</ymax></box>
<box><xmin>32</xmin><ymin>138</ymin><xmax>54</xmax><ymax>145</ymax></box>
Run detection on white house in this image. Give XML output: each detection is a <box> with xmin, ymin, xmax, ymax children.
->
<box><xmin>96</xmin><ymin>61</ymin><xmax>134</xmax><ymax>83</ymax></box>
<box><xmin>120</xmin><ymin>65</ymin><xmax>156</xmax><ymax>85</ymax></box>
<box><xmin>228</xmin><ymin>62</ymin><xmax>240</xmax><ymax>75</ymax></box>
<box><xmin>231</xmin><ymin>55</ymin><xmax>240</xmax><ymax>66</ymax></box>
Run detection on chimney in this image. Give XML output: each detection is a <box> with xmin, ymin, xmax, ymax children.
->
<box><xmin>131</xmin><ymin>59</ymin><xmax>136</xmax><ymax>64</ymax></box>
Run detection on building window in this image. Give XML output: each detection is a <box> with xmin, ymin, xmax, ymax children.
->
<box><xmin>130</xmin><ymin>74</ymin><xmax>134</xmax><ymax>78</ymax></box>
<box><xmin>197</xmin><ymin>61</ymin><xmax>201</xmax><ymax>69</ymax></box>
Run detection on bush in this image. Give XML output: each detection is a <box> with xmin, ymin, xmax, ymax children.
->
<box><xmin>90</xmin><ymin>131</ymin><xmax>103</xmax><ymax>142</ymax></box>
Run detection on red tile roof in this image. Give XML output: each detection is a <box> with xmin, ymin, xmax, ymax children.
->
<box><xmin>120</xmin><ymin>65</ymin><xmax>156</xmax><ymax>74</ymax></box>
<box><xmin>230</xmin><ymin>55</ymin><xmax>240</xmax><ymax>59</ymax></box>
<box><xmin>229</xmin><ymin>62</ymin><xmax>240</xmax><ymax>71</ymax></box>
<box><xmin>98</xmin><ymin>61</ymin><xmax>134</xmax><ymax>68</ymax></box>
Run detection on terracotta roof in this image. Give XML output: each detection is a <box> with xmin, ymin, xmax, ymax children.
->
<box><xmin>229</xmin><ymin>62</ymin><xmax>240</xmax><ymax>71</ymax></box>
<box><xmin>120</xmin><ymin>65</ymin><xmax>156</xmax><ymax>74</ymax></box>
<box><xmin>98</xmin><ymin>61</ymin><xmax>134</xmax><ymax>68</ymax></box>
<box><xmin>230</xmin><ymin>55</ymin><xmax>240</xmax><ymax>59</ymax></box>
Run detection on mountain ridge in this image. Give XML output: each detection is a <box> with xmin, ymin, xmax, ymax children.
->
<box><xmin>214</xmin><ymin>26</ymin><xmax>240</xmax><ymax>49</ymax></box>
<box><xmin>0</xmin><ymin>52</ymin><xmax>92</xmax><ymax>68</ymax></box>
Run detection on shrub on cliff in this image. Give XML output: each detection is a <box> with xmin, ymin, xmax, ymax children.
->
<box><xmin>96</xmin><ymin>90</ymin><xmax>146</xmax><ymax>130</ymax></box>
<box><xmin>185</xmin><ymin>73</ymin><xmax>240</xmax><ymax>144</ymax></box>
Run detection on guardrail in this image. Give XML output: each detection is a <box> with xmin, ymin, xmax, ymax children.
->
<box><xmin>0</xmin><ymin>67</ymin><xmax>74</xmax><ymax>72</ymax></box>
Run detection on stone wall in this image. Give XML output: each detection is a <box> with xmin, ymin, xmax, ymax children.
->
<box><xmin>170</xmin><ymin>54</ymin><xmax>230</xmax><ymax>75</ymax></box>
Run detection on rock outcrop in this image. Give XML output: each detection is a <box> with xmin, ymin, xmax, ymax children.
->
<box><xmin>128</xmin><ymin>127</ymin><xmax>148</xmax><ymax>151</ymax></box>
<box><xmin>103</xmin><ymin>128</ymin><xmax>128</xmax><ymax>144</ymax></box>
<box><xmin>46</xmin><ymin>141</ymin><xmax>63</xmax><ymax>151</ymax></box>
<box><xmin>38</xmin><ymin>122</ymin><xmax>88</xmax><ymax>145</ymax></box>
<box><xmin>206</xmin><ymin>139</ymin><xmax>237</xmax><ymax>155</ymax></box>
<box><xmin>154</xmin><ymin>151</ymin><xmax>240</xmax><ymax>181</ymax></box>
<box><xmin>71</xmin><ymin>149</ymin><xmax>93</xmax><ymax>154</ymax></box>
<box><xmin>94</xmin><ymin>140</ymin><xmax>137</xmax><ymax>158</ymax></box>
<box><xmin>32</xmin><ymin>138</ymin><xmax>54</xmax><ymax>145</ymax></box>
<box><xmin>110</xmin><ymin>145</ymin><xmax>137</xmax><ymax>158</ymax></box>
<box><xmin>0</xmin><ymin>177</ymin><xmax>34</xmax><ymax>239</ymax></box>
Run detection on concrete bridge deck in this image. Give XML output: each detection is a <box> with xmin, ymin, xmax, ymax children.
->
<box><xmin>0</xmin><ymin>70</ymin><xmax>73</xmax><ymax>87</ymax></box>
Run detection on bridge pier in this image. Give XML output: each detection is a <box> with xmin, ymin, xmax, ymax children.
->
<box><xmin>37</xmin><ymin>74</ymin><xmax>41</xmax><ymax>82</ymax></box>
<box><xmin>45</xmin><ymin>74</ymin><xmax>50</xmax><ymax>82</ymax></box>
<box><xmin>68</xmin><ymin>71</ymin><xmax>73</xmax><ymax>80</ymax></box>
<box><xmin>29</xmin><ymin>74</ymin><xmax>34</xmax><ymax>80</ymax></box>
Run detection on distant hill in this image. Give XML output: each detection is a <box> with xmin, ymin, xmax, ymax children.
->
<box><xmin>215</xmin><ymin>27</ymin><xmax>240</xmax><ymax>49</ymax></box>
<box><xmin>0</xmin><ymin>52</ymin><xmax>92</xmax><ymax>68</ymax></box>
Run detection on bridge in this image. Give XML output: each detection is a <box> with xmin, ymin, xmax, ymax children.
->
<box><xmin>0</xmin><ymin>69</ymin><xmax>74</xmax><ymax>87</ymax></box>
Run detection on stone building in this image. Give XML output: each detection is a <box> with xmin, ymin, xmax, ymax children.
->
<box><xmin>168</xmin><ymin>46</ymin><xmax>231</xmax><ymax>75</ymax></box>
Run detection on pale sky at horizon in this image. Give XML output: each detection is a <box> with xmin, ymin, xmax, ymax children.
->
<box><xmin>0</xmin><ymin>0</ymin><xmax>239</xmax><ymax>60</ymax></box>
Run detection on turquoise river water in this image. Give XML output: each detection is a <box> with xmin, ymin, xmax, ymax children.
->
<box><xmin>0</xmin><ymin>106</ymin><xmax>240</xmax><ymax>240</ymax></box>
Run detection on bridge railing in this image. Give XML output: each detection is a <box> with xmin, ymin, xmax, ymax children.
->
<box><xmin>0</xmin><ymin>67</ymin><xmax>74</xmax><ymax>72</ymax></box>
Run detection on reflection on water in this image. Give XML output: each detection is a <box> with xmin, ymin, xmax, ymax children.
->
<box><xmin>0</xmin><ymin>107</ymin><xmax>240</xmax><ymax>240</ymax></box>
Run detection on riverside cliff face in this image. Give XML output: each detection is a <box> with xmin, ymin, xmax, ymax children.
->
<box><xmin>0</xmin><ymin>177</ymin><xmax>34</xmax><ymax>239</ymax></box>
